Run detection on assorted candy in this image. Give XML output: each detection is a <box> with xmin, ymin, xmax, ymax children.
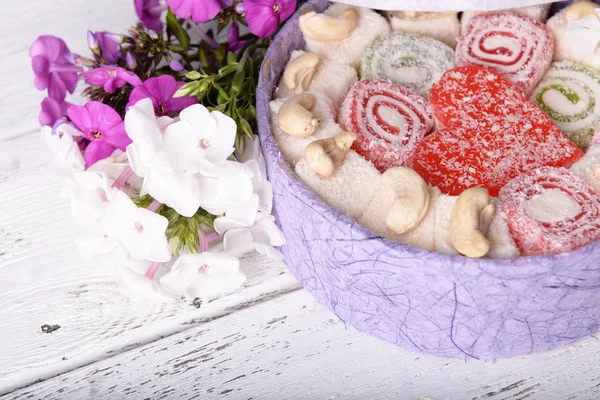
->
<box><xmin>531</xmin><ymin>61</ymin><xmax>600</xmax><ymax>151</ymax></box>
<box><xmin>339</xmin><ymin>80</ymin><xmax>434</xmax><ymax>172</ymax></box>
<box><xmin>499</xmin><ymin>167</ymin><xmax>600</xmax><ymax>255</ymax></box>
<box><xmin>277</xmin><ymin>3</ymin><xmax>600</xmax><ymax>258</ymax></box>
<box><xmin>360</xmin><ymin>32</ymin><xmax>455</xmax><ymax>98</ymax></box>
<box><xmin>414</xmin><ymin>66</ymin><xmax>584</xmax><ymax>196</ymax></box>
<box><xmin>456</xmin><ymin>13</ymin><xmax>554</xmax><ymax>95</ymax></box>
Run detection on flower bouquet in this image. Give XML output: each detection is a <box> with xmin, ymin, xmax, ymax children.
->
<box><xmin>31</xmin><ymin>0</ymin><xmax>298</xmax><ymax>301</ymax></box>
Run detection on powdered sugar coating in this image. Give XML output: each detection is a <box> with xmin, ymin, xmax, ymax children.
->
<box><xmin>456</xmin><ymin>12</ymin><xmax>554</xmax><ymax>95</ymax></box>
<box><xmin>417</xmin><ymin>66</ymin><xmax>584</xmax><ymax>196</ymax></box>
<box><xmin>360</xmin><ymin>32</ymin><xmax>455</xmax><ymax>98</ymax></box>
<box><xmin>500</xmin><ymin>167</ymin><xmax>600</xmax><ymax>255</ymax></box>
<box><xmin>531</xmin><ymin>61</ymin><xmax>600</xmax><ymax>151</ymax></box>
<box><xmin>340</xmin><ymin>80</ymin><xmax>434</xmax><ymax>172</ymax></box>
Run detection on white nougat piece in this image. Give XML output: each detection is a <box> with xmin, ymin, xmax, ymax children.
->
<box><xmin>461</xmin><ymin>4</ymin><xmax>551</xmax><ymax>31</ymax></box>
<box><xmin>358</xmin><ymin>184</ymin><xmax>440</xmax><ymax>251</ymax></box>
<box><xmin>571</xmin><ymin>145</ymin><xmax>600</xmax><ymax>193</ymax></box>
<box><xmin>547</xmin><ymin>9</ymin><xmax>600</xmax><ymax>70</ymax></box>
<box><xmin>295</xmin><ymin>151</ymin><xmax>381</xmax><ymax>219</ymax></box>
<box><xmin>385</xmin><ymin>12</ymin><xmax>461</xmax><ymax>48</ymax></box>
<box><xmin>434</xmin><ymin>194</ymin><xmax>457</xmax><ymax>255</ymax></box>
<box><xmin>270</xmin><ymin>91</ymin><xmax>339</xmax><ymax>165</ymax></box>
<box><xmin>300</xmin><ymin>4</ymin><xmax>391</xmax><ymax>67</ymax></box>
<box><xmin>434</xmin><ymin>195</ymin><xmax>520</xmax><ymax>259</ymax></box>
<box><xmin>275</xmin><ymin>50</ymin><xmax>358</xmax><ymax>109</ymax></box>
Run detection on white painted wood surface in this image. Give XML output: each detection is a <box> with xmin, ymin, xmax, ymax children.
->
<box><xmin>4</xmin><ymin>290</ymin><xmax>600</xmax><ymax>400</ymax></box>
<box><xmin>2</xmin><ymin>0</ymin><xmax>600</xmax><ymax>399</ymax></box>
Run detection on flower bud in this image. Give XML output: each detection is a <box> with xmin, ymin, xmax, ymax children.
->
<box><xmin>170</xmin><ymin>59</ymin><xmax>184</xmax><ymax>72</ymax></box>
<box><xmin>87</xmin><ymin>30</ymin><xmax>99</xmax><ymax>51</ymax></box>
<box><xmin>126</xmin><ymin>53</ymin><xmax>137</xmax><ymax>69</ymax></box>
<box><xmin>148</xmin><ymin>30</ymin><xmax>159</xmax><ymax>40</ymax></box>
<box><xmin>235</xmin><ymin>2</ymin><xmax>245</xmax><ymax>15</ymax></box>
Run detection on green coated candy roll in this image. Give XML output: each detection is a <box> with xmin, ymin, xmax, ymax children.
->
<box><xmin>360</xmin><ymin>32</ymin><xmax>455</xmax><ymax>99</ymax></box>
<box><xmin>531</xmin><ymin>61</ymin><xmax>600</xmax><ymax>151</ymax></box>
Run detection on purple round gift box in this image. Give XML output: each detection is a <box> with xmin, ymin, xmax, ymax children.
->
<box><xmin>256</xmin><ymin>0</ymin><xmax>600</xmax><ymax>360</ymax></box>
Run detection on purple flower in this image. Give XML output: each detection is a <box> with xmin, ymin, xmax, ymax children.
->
<box><xmin>81</xmin><ymin>65</ymin><xmax>142</xmax><ymax>93</ymax></box>
<box><xmin>39</xmin><ymin>97</ymin><xmax>71</xmax><ymax>127</ymax></box>
<box><xmin>227</xmin><ymin>23</ymin><xmax>247</xmax><ymax>52</ymax></box>
<box><xmin>165</xmin><ymin>0</ymin><xmax>222</xmax><ymax>23</ymax></box>
<box><xmin>242</xmin><ymin>0</ymin><xmax>296</xmax><ymax>38</ymax></box>
<box><xmin>93</xmin><ymin>31</ymin><xmax>123</xmax><ymax>64</ymax></box>
<box><xmin>29</xmin><ymin>35</ymin><xmax>79</xmax><ymax>101</ymax></box>
<box><xmin>135</xmin><ymin>0</ymin><xmax>163</xmax><ymax>33</ymax></box>
<box><xmin>67</xmin><ymin>101</ymin><xmax>131</xmax><ymax>166</ymax></box>
<box><xmin>169</xmin><ymin>59</ymin><xmax>185</xmax><ymax>72</ymax></box>
<box><xmin>126</xmin><ymin>75</ymin><xmax>198</xmax><ymax>116</ymax></box>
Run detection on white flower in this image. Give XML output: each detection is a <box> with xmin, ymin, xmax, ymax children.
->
<box><xmin>116</xmin><ymin>259</ymin><xmax>175</xmax><ymax>300</ymax></box>
<box><xmin>72</xmin><ymin>215</ymin><xmax>120</xmax><ymax>260</ymax></box>
<box><xmin>164</xmin><ymin>104</ymin><xmax>237</xmax><ymax>175</ymax></box>
<box><xmin>40</xmin><ymin>126</ymin><xmax>85</xmax><ymax>171</ymax></box>
<box><xmin>197</xmin><ymin>165</ymin><xmax>254</xmax><ymax>215</ymax></box>
<box><xmin>566</xmin><ymin>10</ymin><xmax>600</xmax><ymax>57</ymax></box>
<box><xmin>100</xmin><ymin>190</ymin><xmax>171</xmax><ymax>262</ymax></box>
<box><xmin>124</xmin><ymin>99</ymin><xmax>201</xmax><ymax>217</ymax></box>
<box><xmin>67</xmin><ymin>170</ymin><xmax>113</xmax><ymax>219</ymax></box>
<box><xmin>88</xmin><ymin>152</ymin><xmax>143</xmax><ymax>198</ymax></box>
<box><xmin>221</xmin><ymin>212</ymin><xmax>285</xmax><ymax>260</ymax></box>
<box><xmin>159</xmin><ymin>253</ymin><xmax>245</xmax><ymax>300</ymax></box>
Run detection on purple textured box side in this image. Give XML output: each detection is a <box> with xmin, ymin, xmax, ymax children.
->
<box><xmin>256</xmin><ymin>0</ymin><xmax>600</xmax><ymax>360</ymax></box>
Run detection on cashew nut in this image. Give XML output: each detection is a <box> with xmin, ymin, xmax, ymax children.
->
<box><xmin>277</xmin><ymin>93</ymin><xmax>321</xmax><ymax>138</ymax></box>
<box><xmin>565</xmin><ymin>1</ymin><xmax>599</xmax><ymax>21</ymax></box>
<box><xmin>382</xmin><ymin>167</ymin><xmax>430</xmax><ymax>234</ymax></box>
<box><xmin>304</xmin><ymin>131</ymin><xmax>356</xmax><ymax>177</ymax></box>
<box><xmin>299</xmin><ymin>8</ymin><xmax>359</xmax><ymax>41</ymax></box>
<box><xmin>449</xmin><ymin>188</ymin><xmax>496</xmax><ymax>258</ymax></box>
<box><xmin>283</xmin><ymin>52</ymin><xmax>320</xmax><ymax>94</ymax></box>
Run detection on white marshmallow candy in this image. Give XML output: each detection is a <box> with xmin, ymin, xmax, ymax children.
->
<box><xmin>385</xmin><ymin>11</ymin><xmax>461</xmax><ymax>49</ymax></box>
<box><xmin>461</xmin><ymin>4</ymin><xmax>551</xmax><ymax>31</ymax></box>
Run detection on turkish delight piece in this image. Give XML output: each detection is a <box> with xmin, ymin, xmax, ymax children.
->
<box><xmin>434</xmin><ymin>194</ymin><xmax>457</xmax><ymax>255</ymax></box>
<box><xmin>358</xmin><ymin>184</ymin><xmax>440</xmax><ymax>251</ymax></box>
<box><xmin>461</xmin><ymin>4</ymin><xmax>551</xmax><ymax>30</ymax></box>
<box><xmin>547</xmin><ymin>7</ymin><xmax>600</xmax><ymax>70</ymax></box>
<box><xmin>530</xmin><ymin>61</ymin><xmax>600</xmax><ymax>151</ymax></box>
<box><xmin>339</xmin><ymin>80</ymin><xmax>434</xmax><ymax>172</ymax></box>
<box><xmin>385</xmin><ymin>11</ymin><xmax>460</xmax><ymax>48</ymax></box>
<box><xmin>295</xmin><ymin>150</ymin><xmax>381</xmax><ymax>220</ymax></box>
<box><xmin>360</xmin><ymin>32</ymin><xmax>455</xmax><ymax>99</ymax></box>
<box><xmin>274</xmin><ymin>50</ymin><xmax>358</xmax><ymax>109</ymax></box>
<box><xmin>499</xmin><ymin>166</ymin><xmax>600</xmax><ymax>256</ymax></box>
<box><xmin>571</xmin><ymin>145</ymin><xmax>600</xmax><ymax>193</ymax></box>
<box><xmin>269</xmin><ymin>91</ymin><xmax>339</xmax><ymax>165</ymax></box>
<box><xmin>456</xmin><ymin>13</ymin><xmax>554</xmax><ymax>95</ymax></box>
<box><xmin>300</xmin><ymin>4</ymin><xmax>391</xmax><ymax>68</ymax></box>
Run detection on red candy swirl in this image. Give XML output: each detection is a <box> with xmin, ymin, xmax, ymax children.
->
<box><xmin>339</xmin><ymin>80</ymin><xmax>433</xmax><ymax>172</ymax></box>
<box><xmin>499</xmin><ymin>167</ymin><xmax>600</xmax><ymax>256</ymax></box>
<box><xmin>456</xmin><ymin>13</ymin><xmax>553</xmax><ymax>95</ymax></box>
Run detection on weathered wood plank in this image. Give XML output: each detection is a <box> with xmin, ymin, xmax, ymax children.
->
<box><xmin>4</xmin><ymin>290</ymin><xmax>600</xmax><ymax>400</ymax></box>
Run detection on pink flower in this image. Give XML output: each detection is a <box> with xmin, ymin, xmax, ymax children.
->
<box><xmin>135</xmin><ymin>0</ymin><xmax>164</xmax><ymax>33</ymax></box>
<box><xmin>93</xmin><ymin>31</ymin><xmax>123</xmax><ymax>64</ymax></box>
<box><xmin>39</xmin><ymin>97</ymin><xmax>71</xmax><ymax>127</ymax></box>
<box><xmin>68</xmin><ymin>101</ymin><xmax>131</xmax><ymax>166</ymax></box>
<box><xmin>126</xmin><ymin>75</ymin><xmax>197</xmax><ymax>116</ymax></box>
<box><xmin>29</xmin><ymin>35</ymin><xmax>79</xmax><ymax>101</ymax></box>
<box><xmin>81</xmin><ymin>65</ymin><xmax>142</xmax><ymax>93</ymax></box>
<box><xmin>242</xmin><ymin>0</ymin><xmax>296</xmax><ymax>38</ymax></box>
<box><xmin>166</xmin><ymin>0</ymin><xmax>222</xmax><ymax>23</ymax></box>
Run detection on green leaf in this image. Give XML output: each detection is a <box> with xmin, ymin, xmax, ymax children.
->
<box><xmin>185</xmin><ymin>70</ymin><xmax>202</xmax><ymax>80</ymax></box>
<box><xmin>174</xmin><ymin>81</ymin><xmax>199</xmax><ymax>98</ymax></box>
<box><xmin>227</xmin><ymin>52</ymin><xmax>238</xmax><ymax>66</ymax></box>
<box><xmin>231</xmin><ymin>70</ymin><xmax>244</xmax><ymax>97</ymax></box>
<box><xmin>213</xmin><ymin>83</ymin><xmax>230</xmax><ymax>102</ymax></box>
<box><xmin>166</xmin><ymin>8</ymin><xmax>190</xmax><ymax>50</ymax></box>
<box><xmin>217</xmin><ymin>64</ymin><xmax>238</xmax><ymax>76</ymax></box>
<box><xmin>238</xmin><ymin>117</ymin><xmax>254</xmax><ymax>138</ymax></box>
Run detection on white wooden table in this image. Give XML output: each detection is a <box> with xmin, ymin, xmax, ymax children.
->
<box><xmin>2</xmin><ymin>1</ymin><xmax>600</xmax><ymax>398</ymax></box>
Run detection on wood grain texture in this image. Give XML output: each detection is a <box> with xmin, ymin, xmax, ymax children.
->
<box><xmin>0</xmin><ymin>0</ymin><xmax>298</xmax><ymax>394</ymax></box>
<box><xmin>4</xmin><ymin>290</ymin><xmax>600</xmax><ymax>400</ymax></box>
